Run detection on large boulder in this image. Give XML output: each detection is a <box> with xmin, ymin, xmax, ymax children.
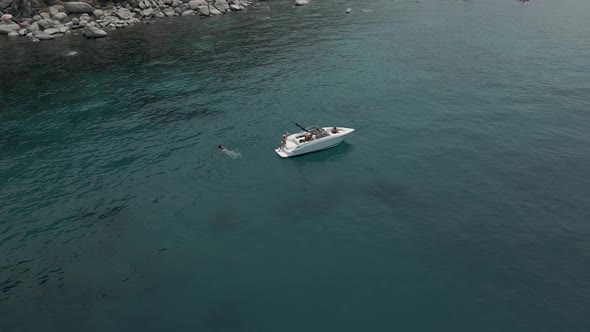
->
<box><xmin>83</xmin><ymin>25</ymin><xmax>107</xmax><ymax>38</ymax></box>
<box><xmin>229</xmin><ymin>4</ymin><xmax>241</xmax><ymax>11</ymax></box>
<box><xmin>181</xmin><ymin>9</ymin><xmax>194</xmax><ymax>16</ymax></box>
<box><xmin>64</xmin><ymin>2</ymin><xmax>95</xmax><ymax>14</ymax></box>
<box><xmin>0</xmin><ymin>23</ymin><xmax>19</xmax><ymax>35</ymax></box>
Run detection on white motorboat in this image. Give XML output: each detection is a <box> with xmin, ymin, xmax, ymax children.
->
<box><xmin>275</xmin><ymin>124</ymin><xmax>355</xmax><ymax>158</ymax></box>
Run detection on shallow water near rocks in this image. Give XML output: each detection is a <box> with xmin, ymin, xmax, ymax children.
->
<box><xmin>1</xmin><ymin>0</ymin><xmax>590</xmax><ymax>331</ymax></box>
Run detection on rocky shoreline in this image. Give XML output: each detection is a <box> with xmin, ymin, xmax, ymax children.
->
<box><xmin>0</xmin><ymin>0</ymin><xmax>253</xmax><ymax>42</ymax></box>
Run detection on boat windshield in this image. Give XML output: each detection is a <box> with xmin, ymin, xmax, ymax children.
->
<box><xmin>306</xmin><ymin>126</ymin><xmax>330</xmax><ymax>139</ymax></box>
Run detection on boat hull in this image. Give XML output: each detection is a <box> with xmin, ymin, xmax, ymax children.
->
<box><xmin>275</xmin><ymin>127</ymin><xmax>354</xmax><ymax>158</ymax></box>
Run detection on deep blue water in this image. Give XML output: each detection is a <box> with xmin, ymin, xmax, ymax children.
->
<box><xmin>1</xmin><ymin>0</ymin><xmax>590</xmax><ymax>331</ymax></box>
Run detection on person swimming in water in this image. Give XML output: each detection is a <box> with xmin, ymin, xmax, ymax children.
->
<box><xmin>218</xmin><ymin>145</ymin><xmax>242</xmax><ymax>158</ymax></box>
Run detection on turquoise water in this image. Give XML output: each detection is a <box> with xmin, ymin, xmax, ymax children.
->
<box><xmin>2</xmin><ymin>0</ymin><xmax>590</xmax><ymax>330</ymax></box>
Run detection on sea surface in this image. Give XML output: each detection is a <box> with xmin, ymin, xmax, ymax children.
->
<box><xmin>1</xmin><ymin>0</ymin><xmax>590</xmax><ymax>331</ymax></box>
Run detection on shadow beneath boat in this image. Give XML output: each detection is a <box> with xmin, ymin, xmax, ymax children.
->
<box><xmin>287</xmin><ymin>142</ymin><xmax>354</xmax><ymax>164</ymax></box>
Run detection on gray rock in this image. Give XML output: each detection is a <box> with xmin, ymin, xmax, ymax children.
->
<box><xmin>79</xmin><ymin>20</ymin><xmax>88</xmax><ymax>27</ymax></box>
<box><xmin>32</xmin><ymin>15</ymin><xmax>42</xmax><ymax>22</ymax></box>
<box><xmin>19</xmin><ymin>28</ymin><xmax>27</xmax><ymax>36</ymax></box>
<box><xmin>179</xmin><ymin>3</ymin><xmax>189</xmax><ymax>11</ymax></box>
<box><xmin>155</xmin><ymin>11</ymin><xmax>165</xmax><ymax>18</ymax></box>
<box><xmin>26</xmin><ymin>23</ymin><xmax>39</xmax><ymax>33</ymax></box>
<box><xmin>49</xmin><ymin>6</ymin><xmax>59</xmax><ymax>16</ymax></box>
<box><xmin>142</xmin><ymin>8</ymin><xmax>154</xmax><ymax>17</ymax></box>
<box><xmin>209</xmin><ymin>6</ymin><xmax>222</xmax><ymax>15</ymax></box>
<box><xmin>64</xmin><ymin>2</ymin><xmax>95</xmax><ymax>14</ymax></box>
<box><xmin>37</xmin><ymin>19</ymin><xmax>50</xmax><ymax>29</ymax></box>
<box><xmin>171</xmin><ymin>0</ymin><xmax>180</xmax><ymax>7</ymax></box>
<box><xmin>83</xmin><ymin>25</ymin><xmax>107</xmax><ymax>38</ymax></box>
<box><xmin>181</xmin><ymin>9</ymin><xmax>194</xmax><ymax>16</ymax></box>
<box><xmin>163</xmin><ymin>8</ymin><xmax>175</xmax><ymax>16</ymax></box>
<box><xmin>79</xmin><ymin>13</ymin><xmax>91</xmax><ymax>21</ymax></box>
<box><xmin>7</xmin><ymin>31</ymin><xmax>18</xmax><ymax>37</ymax></box>
<box><xmin>93</xmin><ymin>10</ymin><xmax>104</xmax><ymax>18</ymax></box>
<box><xmin>295</xmin><ymin>0</ymin><xmax>309</xmax><ymax>6</ymax></box>
<box><xmin>27</xmin><ymin>32</ymin><xmax>33</xmax><ymax>37</ymax></box>
<box><xmin>214</xmin><ymin>0</ymin><xmax>229</xmax><ymax>12</ymax></box>
<box><xmin>345</xmin><ymin>8</ymin><xmax>351</xmax><ymax>13</ymax></box>
<box><xmin>53</xmin><ymin>12</ymin><xmax>68</xmax><ymax>22</ymax></box>
<box><xmin>164</xmin><ymin>0</ymin><xmax>172</xmax><ymax>4</ymax></box>
<box><xmin>40</xmin><ymin>12</ymin><xmax>51</xmax><ymax>19</ymax></box>
<box><xmin>0</xmin><ymin>23</ymin><xmax>19</xmax><ymax>35</ymax></box>
<box><xmin>44</xmin><ymin>28</ymin><xmax>59</xmax><ymax>34</ymax></box>
<box><xmin>174</xmin><ymin>7</ymin><xmax>182</xmax><ymax>14</ymax></box>
<box><xmin>35</xmin><ymin>33</ymin><xmax>55</xmax><ymax>40</ymax></box>
<box><xmin>58</xmin><ymin>26</ymin><xmax>68</xmax><ymax>33</ymax></box>
<box><xmin>0</xmin><ymin>0</ymin><xmax>12</xmax><ymax>10</ymax></box>
<box><xmin>198</xmin><ymin>5</ymin><xmax>209</xmax><ymax>16</ymax></box>
<box><xmin>229</xmin><ymin>4</ymin><xmax>241</xmax><ymax>11</ymax></box>
<box><xmin>71</xmin><ymin>18</ymin><xmax>79</xmax><ymax>25</ymax></box>
<box><xmin>116</xmin><ymin>8</ymin><xmax>132</xmax><ymax>20</ymax></box>
<box><xmin>187</xmin><ymin>0</ymin><xmax>206</xmax><ymax>9</ymax></box>
<box><xmin>32</xmin><ymin>37</ymin><xmax>40</xmax><ymax>42</ymax></box>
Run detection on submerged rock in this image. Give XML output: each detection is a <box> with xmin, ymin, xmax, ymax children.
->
<box><xmin>83</xmin><ymin>25</ymin><xmax>107</xmax><ymax>38</ymax></box>
<box><xmin>295</xmin><ymin>0</ymin><xmax>309</xmax><ymax>6</ymax></box>
<box><xmin>345</xmin><ymin>8</ymin><xmax>352</xmax><ymax>13</ymax></box>
<box><xmin>34</xmin><ymin>33</ymin><xmax>55</xmax><ymax>40</ymax></box>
